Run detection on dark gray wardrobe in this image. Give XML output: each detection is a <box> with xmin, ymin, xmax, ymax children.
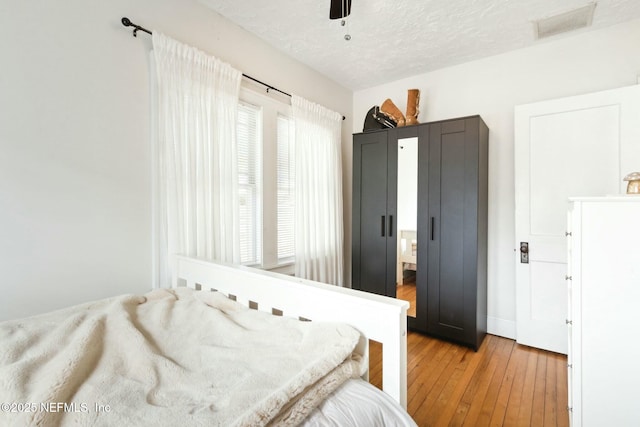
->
<box><xmin>352</xmin><ymin>115</ymin><xmax>488</xmax><ymax>350</ymax></box>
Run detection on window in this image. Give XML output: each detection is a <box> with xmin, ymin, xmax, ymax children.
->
<box><xmin>236</xmin><ymin>102</ymin><xmax>262</xmax><ymax>265</ymax></box>
<box><xmin>236</xmin><ymin>89</ymin><xmax>295</xmax><ymax>270</ymax></box>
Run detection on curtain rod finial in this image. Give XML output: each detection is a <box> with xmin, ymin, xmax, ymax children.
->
<box><xmin>120</xmin><ymin>16</ymin><xmax>152</xmax><ymax>37</ymax></box>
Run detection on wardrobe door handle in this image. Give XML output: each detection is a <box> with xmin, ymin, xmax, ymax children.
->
<box><xmin>381</xmin><ymin>216</ymin><xmax>386</xmax><ymax>237</ymax></box>
<box><xmin>389</xmin><ymin>215</ymin><xmax>393</xmax><ymax>237</ymax></box>
<box><xmin>430</xmin><ymin>217</ymin><xmax>435</xmax><ymax>241</ymax></box>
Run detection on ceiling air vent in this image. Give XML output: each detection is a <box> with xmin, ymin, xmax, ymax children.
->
<box><xmin>533</xmin><ymin>2</ymin><xmax>597</xmax><ymax>40</ymax></box>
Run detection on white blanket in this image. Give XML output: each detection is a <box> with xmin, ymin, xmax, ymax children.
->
<box><xmin>0</xmin><ymin>288</ymin><xmax>365</xmax><ymax>426</ymax></box>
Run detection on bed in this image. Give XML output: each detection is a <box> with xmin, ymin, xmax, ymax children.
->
<box><xmin>0</xmin><ymin>255</ymin><xmax>414</xmax><ymax>426</ymax></box>
<box><xmin>397</xmin><ymin>230</ymin><xmax>417</xmax><ymax>284</ymax></box>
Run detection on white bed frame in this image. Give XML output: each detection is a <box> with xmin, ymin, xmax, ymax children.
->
<box><xmin>173</xmin><ymin>255</ymin><xmax>409</xmax><ymax>409</ymax></box>
<box><xmin>396</xmin><ymin>229</ymin><xmax>417</xmax><ymax>284</ymax></box>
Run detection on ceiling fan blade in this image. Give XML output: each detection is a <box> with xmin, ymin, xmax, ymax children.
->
<box><xmin>330</xmin><ymin>0</ymin><xmax>352</xmax><ymax>20</ymax></box>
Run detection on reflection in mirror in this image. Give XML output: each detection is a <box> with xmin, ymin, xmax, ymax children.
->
<box><xmin>396</xmin><ymin>137</ymin><xmax>418</xmax><ymax>317</ymax></box>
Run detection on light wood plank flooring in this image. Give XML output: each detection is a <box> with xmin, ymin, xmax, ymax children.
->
<box><xmin>369</xmin><ymin>333</ymin><xmax>569</xmax><ymax>427</ymax></box>
<box><xmin>396</xmin><ymin>282</ymin><xmax>417</xmax><ymax>317</ymax></box>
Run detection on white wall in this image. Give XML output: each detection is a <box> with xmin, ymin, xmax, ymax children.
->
<box><xmin>352</xmin><ymin>19</ymin><xmax>640</xmax><ymax>338</ymax></box>
<box><xmin>0</xmin><ymin>0</ymin><xmax>352</xmax><ymax>321</ymax></box>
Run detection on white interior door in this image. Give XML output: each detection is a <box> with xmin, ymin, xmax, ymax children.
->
<box><xmin>514</xmin><ymin>84</ymin><xmax>640</xmax><ymax>354</ymax></box>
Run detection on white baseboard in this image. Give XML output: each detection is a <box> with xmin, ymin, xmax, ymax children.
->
<box><xmin>487</xmin><ymin>316</ymin><xmax>516</xmax><ymax>340</ymax></box>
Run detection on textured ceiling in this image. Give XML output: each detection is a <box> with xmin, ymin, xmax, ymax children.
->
<box><xmin>199</xmin><ymin>0</ymin><xmax>640</xmax><ymax>90</ymax></box>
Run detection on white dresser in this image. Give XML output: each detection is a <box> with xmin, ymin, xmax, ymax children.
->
<box><xmin>567</xmin><ymin>197</ymin><xmax>640</xmax><ymax>426</ymax></box>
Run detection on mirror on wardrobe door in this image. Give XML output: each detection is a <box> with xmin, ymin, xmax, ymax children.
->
<box><xmin>396</xmin><ymin>137</ymin><xmax>418</xmax><ymax>318</ymax></box>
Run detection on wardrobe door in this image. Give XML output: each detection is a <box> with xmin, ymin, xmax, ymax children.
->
<box><xmin>352</xmin><ymin>131</ymin><xmax>395</xmax><ymax>296</ymax></box>
<box><xmin>413</xmin><ymin>124</ymin><xmax>430</xmax><ymax>332</ymax></box>
<box><xmin>426</xmin><ymin>117</ymin><xmax>482</xmax><ymax>348</ymax></box>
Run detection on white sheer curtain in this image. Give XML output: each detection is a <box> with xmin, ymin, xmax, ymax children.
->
<box><xmin>152</xmin><ymin>32</ymin><xmax>242</xmax><ymax>288</ymax></box>
<box><xmin>292</xmin><ymin>96</ymin><xmax>344</xmax><ymax>286</ymax></box>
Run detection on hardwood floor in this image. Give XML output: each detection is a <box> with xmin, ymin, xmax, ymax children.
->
<box><xmin>396</xmin><ymin>281</ymin><xmax>417</xmax><ymax>317</ymax></box>
<box><xmin>369</xmin><ymin>333</ymin><xmax>569</xmax><ymax>427</ymax></box>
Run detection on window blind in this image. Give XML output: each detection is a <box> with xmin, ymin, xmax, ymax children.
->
<box><xmin>237</xmin><ymin>102</ymin><xmax>262</xmax><ymax>265</ymax></box>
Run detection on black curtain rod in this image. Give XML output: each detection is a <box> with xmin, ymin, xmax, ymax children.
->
<box><xmin>121</xmin><ymin>17</ymin><xmax>345</xmax><ymax>120</ymax></box>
